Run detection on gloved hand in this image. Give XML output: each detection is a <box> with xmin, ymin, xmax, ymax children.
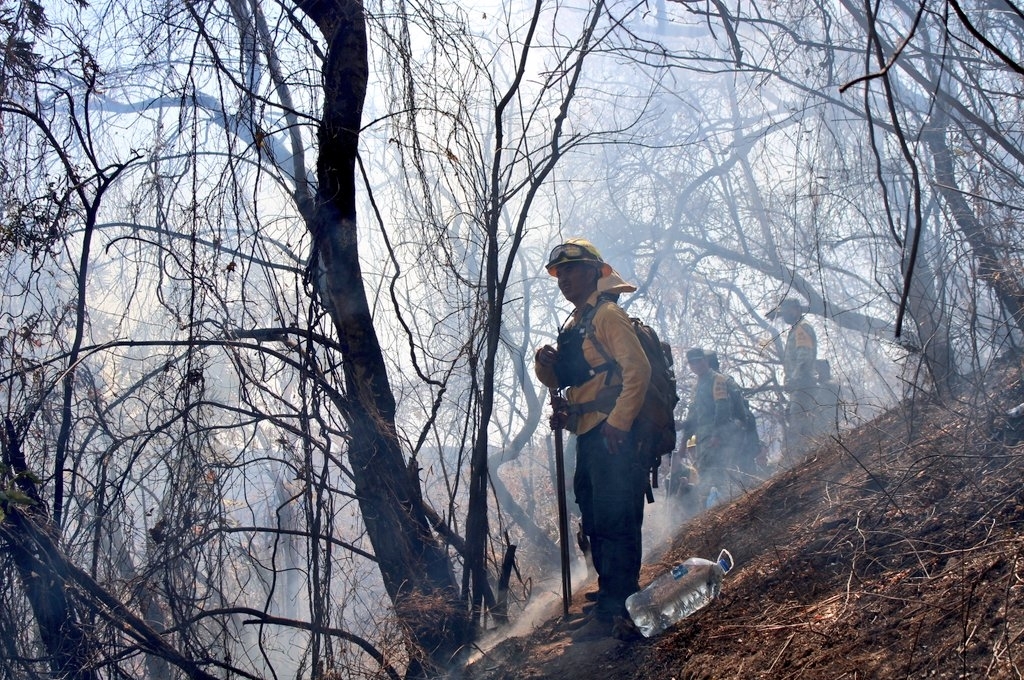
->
<box><xmin>549</xmin><ymin>394</ymin><xmax>569</xmax><ymax>430</ymax></box>
<box><xmin>601</xmin><ymin>421</ymin><xmax>629</xmax><ymax>455</ymax></box>
<box><xmin>535</xmin><ymin>344</ymin><xmax>559</xmax><ymax>367</ymax></box>
<box><xmin>576</xmin><ymin>522</ymin><xmax>591</xmax><ymax>554</ymax></box>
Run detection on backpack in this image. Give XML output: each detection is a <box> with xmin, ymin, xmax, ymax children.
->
<box><xmin>730</xmin><ymin>389</ymin><xmax>757</xmax><ymax>432</ymax></box>
<box><xmin>730</xmin><ymin>388</ymin><xmax>764</xmax><ymax>471</ymax></box>
<box><xmin>576</xmin><ymin>298</ymin><xmax>681</xmax><ymax>494</ymax></box>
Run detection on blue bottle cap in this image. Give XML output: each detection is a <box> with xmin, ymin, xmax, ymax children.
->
<box><xmin>717</xmin><ymin>549</ymin><xmax>734</xmax><ymax>573</ymax></box>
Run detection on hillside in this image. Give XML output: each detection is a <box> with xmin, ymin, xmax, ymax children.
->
<box><xmin>458</xmin><ymin>364</ymin><xmax>1024</xmax><ymax>679</ymax></box>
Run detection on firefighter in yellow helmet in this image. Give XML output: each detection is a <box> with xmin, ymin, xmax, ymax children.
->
<box><xmin>769</xmin><ymin>297</ymin><xmax>818</xmax><ymax>458</ymax></box>
<box><xmin>534</xmin><ymin>238</ymin><xmax>651</xmax><ymax>641</ymax></box>
<box><xmin>679</xmin><ymin>347</ymin><xmax>744</xmax><ymax>505</ymax></box>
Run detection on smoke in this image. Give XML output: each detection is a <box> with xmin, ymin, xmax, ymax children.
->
<box><xmin>642</xmin><ymin>491</ymin><xmax>697</xmax><ymax>556</ymax></box>
<box><xmin>459</xmin><ymin>488</ymin><xmax>703</xmax><ymax>672</ymax></box>
<box><xmin>460</xmin><ymin>551</ymin><xmax>591</xmax><ymax>667</ymax></box>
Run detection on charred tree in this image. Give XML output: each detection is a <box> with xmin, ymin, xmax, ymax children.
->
<box><xmin>922</xmin><ymin>109</ymin><xmax>1024</xmax><ymax>336</ymax></box>
<box><xmin>0</xmin><ymin>420</ymin><xmax>98</xmax><ymax>680</ymax></box>
<box><xmin>293</xmin><ymin>0</ymin><xmax>469</xmax><ymax>672</ymax></box>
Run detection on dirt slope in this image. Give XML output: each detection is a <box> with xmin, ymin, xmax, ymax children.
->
<box><xmin>459</xmin><ymin>366</ymin><xmax>1024</xmax><ymax>679</ymax></box>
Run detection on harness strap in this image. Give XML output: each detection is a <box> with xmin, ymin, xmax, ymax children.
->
<box><xmin>566</xmin><ymin>384</ymin><xmax>622</xmax><ymax>416</ymax></box>
<box><xmin>575</xmin><ymin>295</ymin><xmax>621</xmax><ymax>386</ymax></box>
<box><xmin>561</xmin><ymin>295</ymin><xmax>625</xmax><ymax>429</ymax></box>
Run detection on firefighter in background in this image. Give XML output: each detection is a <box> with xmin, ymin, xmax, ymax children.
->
<box><xmin>769</xmin><ymin>298</ymin><xmax>818</xmax><ymax>457</ymax></box>
<box><xmin>679</xmin><ymin>347</ymin><xmax>745</xmax><ymax>504</ymax></box>
<box><xmin>814</xmin><ymin>359</ymin><xmax>841</xmax><ymax>438</ymax></box>
<box><xmin>665</xmin><ymin>435</ymin><xmax>701</xmax><ymax>521</ymax></box>
<box><xmin>704</xmin><ymin>349</ymin><xmax>762</xmax><ymax>475</ymax></box>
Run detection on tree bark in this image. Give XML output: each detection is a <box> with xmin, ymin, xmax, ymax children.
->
<box><xmin>295</xmin><ymin>0</ymin><xmax>468</xmax><ymax>671</ymax></box>
<box><xmin>1</xmin><ymin>420</ymin><xmax>99</xmax><ymax>680</ymax></box>
<box><xmin>923</xmin><ymin>110</ymin><xmax>1024</xmax><ymax>334</ymax></box>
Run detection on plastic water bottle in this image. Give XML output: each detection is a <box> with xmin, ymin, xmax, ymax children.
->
<box><xmin>625</xmin><ymin>549</ymin><xmax>734</xmax><ymax>638</ymax></box>
<box><xmin>705</xmin><ymin>486</ymin><xmax>721</xmax><ymax>508</ymax></box>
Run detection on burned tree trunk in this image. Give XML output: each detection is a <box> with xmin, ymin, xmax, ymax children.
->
<box><xmin>294</xmin><ymin>0</ymin><xmax>469</xmax><ymax>672</ymax></box>
<box><xmin>1</xmin><ymin>419</ymin><xmax>98</xmax><ymax>680</ymax></box>
<box><xmin>923</xmin><ymin>110</ymin><xmax>1024</xmax><ymax>335</ymax></box>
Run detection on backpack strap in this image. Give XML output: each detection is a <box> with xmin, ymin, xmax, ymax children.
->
<box><xmin>565</xmin><ymin>384</ymin><xmax>622</xmax><ymax>416</ymax></box>
<box><xmin>559</xmin><ymin>296</ymin><xmax>623</xmax><ymax>428</ymax></box>
<box><xmin>578</xmin><ymin>295</ymin><xmax>620</xmax><ymax>385</ymax></box>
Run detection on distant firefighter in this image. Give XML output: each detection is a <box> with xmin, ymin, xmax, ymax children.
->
<box><xmin>814</xmin><ymin>359</ymin><xmax>841</xmax><ymax>438</ymax></box>
<box><xmin>768</xmin><ymin>297</ymin><xmax>818</xmax><ymax>457</ymax></box>
<box><xmin>664</xmin><ymin>437</ymin><xmax>700</xmax><ymax>521</ymax></box>
<box><xmin>679</xmin><ymin>347</ymin><xmax>745</xmax><ymax>503</ymax></box>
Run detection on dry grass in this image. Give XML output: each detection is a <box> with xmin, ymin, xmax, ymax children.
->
<box><xmin>460</xmin><ymin>360</ymin><xmax>1024</xmax><ymax>679</ymax></box>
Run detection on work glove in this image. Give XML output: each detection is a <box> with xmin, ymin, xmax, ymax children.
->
<box><xmin>549</xmin><ymin>394</ymin><xmax>569</xmax><ymax>430</ymax></box>
<box><xmin>576</xmin><ymin>522</ymin><xmax>591</xmax><ymax>555</ymax></box>
<box><xmin>601</xmin><ymin>421</ymin><xmax>629</xmax><ymax>455</ymax></box>
<box><xmin>535</xmin><ymin>344</ymin><xmax>559</xmax><ymax>368</ymax></box>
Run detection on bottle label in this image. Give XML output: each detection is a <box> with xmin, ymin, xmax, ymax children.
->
<box><xmin>671</xmin><ymin>564</ymin><xmax>689</xmax><ymax>579</ymax></box>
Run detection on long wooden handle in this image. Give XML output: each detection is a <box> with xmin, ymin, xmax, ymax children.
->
<box><xmin>550</xmin><ymin>390</ymin><xmax>572</xmax><ymax>617</ymax></box>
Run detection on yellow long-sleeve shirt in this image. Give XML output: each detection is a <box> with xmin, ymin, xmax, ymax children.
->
<box><xmin>535</xmin><ymin>292</ymin><xmax>651</xmax><ymax>435</ymax></box>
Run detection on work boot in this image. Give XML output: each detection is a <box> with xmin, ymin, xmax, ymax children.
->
<box><xmin>612</xmin><ymin>615</ymin><xmax>642</xmax><ymax>641</ymax></box>
<box><xmin>570</xmin><ymin>615</ymin><xmax>613</xmax><ymax>642</ymax></box>
<box><xmin>561</xmin><ymin>610</ymin><xmax>595</xmax><ymax>631</ymax></box>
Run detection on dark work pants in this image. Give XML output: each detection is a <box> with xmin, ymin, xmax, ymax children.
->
<box><xmin>574</xmin><ymin>426</ymin><xmax>646</xmax><ymax>620</ymax></box>
<box><xmin>786</xmin><ymin>383</ymin><xmax>818</xmax><ymax>459</ymax></box>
